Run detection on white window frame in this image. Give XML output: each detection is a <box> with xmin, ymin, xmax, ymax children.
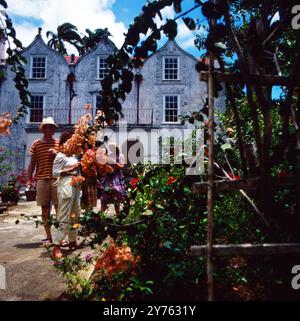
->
<box><xmin>97</xmin><ymin>56</ymin><xmax>109</xmax><ymax>80</ymax></box>
<box><xmin>30</xmin><ymin>55</ymin><xmax>47</xmax><ymax>79</ymax></box>
<box><xmin>28</xmin><ymin>95</ymin><xmax>45</xmax><ymax>123</ymax></box>
<box><xmin>162</xmin><ymin>56</ymin><xmax>180</xmax><ymax>81</ymax></box>
<box><xmin>163</xmin><ymin>94</ymin><xmax>180</xmax><ymax>124</ymax></box>
<box><xmin>93</xmin><ymin>94</ymin><xmax>103</xmax><ymax>116</ymax></box>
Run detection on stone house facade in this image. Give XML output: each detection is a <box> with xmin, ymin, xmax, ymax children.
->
<box><xmin>0</xmin><ymin>31</ymin><xmax>225</xmax><ymax>175</ymax></box>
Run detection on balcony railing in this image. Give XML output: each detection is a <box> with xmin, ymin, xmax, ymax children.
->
<box><xmin>27</xmin><ymin>108</ymin><xmax>88</xmax><ymax>124</ymax></box>
<box><xmin>27</xmin><ymin>108</ymin><xmax>154</xmax><ymax>125</ymax></box>
<box><xmin>121</xmin><ymin>108</ymin><xmax>153</xmax><ymax>125</ymax></box>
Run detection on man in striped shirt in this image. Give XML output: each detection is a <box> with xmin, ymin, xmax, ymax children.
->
<box><xmin>27</xmin><ymin>117</ymin><xmax>60</xmax><ymax>244</ymax></box>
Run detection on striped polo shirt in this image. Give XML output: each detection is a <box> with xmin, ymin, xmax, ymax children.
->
<box><xmin>29</xmin><ymin>139</ymin><xmax>60</xmax><ymax>179</ymax></box>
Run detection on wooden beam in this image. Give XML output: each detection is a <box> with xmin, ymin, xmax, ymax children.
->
<box><xmin>192</xmin><ymin>176</ymin><xmax>299</xmax><ymax>194</ymax></box>
<box><xmin>200</xmin><ymin>71</ymin><xmax>300</xmax><ymax>86</ymax></box>
<box><xmin>191</xmin><ymin>243</ymin><xmax>300</xmax><ymax>256</ymax></box>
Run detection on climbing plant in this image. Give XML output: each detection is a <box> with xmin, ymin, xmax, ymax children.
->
<box><xmin>0</xmin><ymin>0</ymin><xmax>31</xmax><ymax>132</ymax></box>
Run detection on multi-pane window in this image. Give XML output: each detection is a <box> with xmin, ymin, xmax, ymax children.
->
<box><xmin>164</xmin><ymin>95</ymin><xmax>179</xmax><ymax>123</ymax></box>
<box><xmin>97</xmin><ymin>57</ymin><xmax>109</xmax><ymax>79</ymax></box>
<box><xmin>29</xmin><ymin>95</ymin><xmax>44</xmax><ymax>122</ymax></box>
<box><xmin>163</xmin><ymin>57</ymin><xmax>179</xmax><ymax>80</ymax></box>
<box><xmin>96</xmin><ymin>95</ymin><xmax>103</xmax><ymax>112</ymax></box>
<box><xmin>31</xmin><ymin>56</ymin><xmax>46</xmax><ymax>79</ymax></box>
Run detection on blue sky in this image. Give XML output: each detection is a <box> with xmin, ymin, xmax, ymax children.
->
<box><xmin>5</xmin><ymin>0</ymin><xmax>205</xmax><ymax>58</ymax></box>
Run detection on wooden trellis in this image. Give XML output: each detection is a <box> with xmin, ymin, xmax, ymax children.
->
<box><xmin>191</xmin><ymin>64</ymin><xmax>300</xmax><ymax>301</ymax></box>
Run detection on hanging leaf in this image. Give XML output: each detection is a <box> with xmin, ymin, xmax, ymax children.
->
<box><xmin>0</xmin><ymin>0</ymin><xmax>8</xmax><ymax>8</ymax></box>
<box><xmin>188</xmin><ymin>117</ymin><xmax>195</xmax><ymax>124</ymax></box>
<box><xmin>163</xmin><ymin>19</ymin><xmax>177</xmax><ymax>40</ymax></box>
<box><xmin>195</xmin><ymin>60</ymin><xmax>208</xmax><ymax>72</ymax></box>
<box><xmin>173</xmin><ymin>0</ymin><xmax>182</xmax><ymax>14</ymax></box>
<box><xmin>183</xmin><ymin>17</ymin><xmax>196</xmax><ymax>31</ymax></box>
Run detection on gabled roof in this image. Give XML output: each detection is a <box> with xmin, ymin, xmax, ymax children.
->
<box><xmin>75</xmin><ymin>36</ymin><xmax>117</xmax><ymax>66</ymax></box>
<box><xmin>21</xmin><ymin>33</ymin><xmax>69</xmax><ymax>66</ymax></box>
<box><xmin>144</xmin><ymin>38</ymin><xmax>199</xmax><ymax>64</ymax></box>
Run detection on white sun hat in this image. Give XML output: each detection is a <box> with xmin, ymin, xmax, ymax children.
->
<box><xmin>39</xmin><ymin>117</ymin><xmax>58</xmax><ymax>130</ymax></box>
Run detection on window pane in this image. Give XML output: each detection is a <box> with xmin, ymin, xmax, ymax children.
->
<box><xmin>164</xmin><ymin>57</ymin><xmax>178</xmax><ymax>80</ymax></box>
<box><xmin>32</xmin><ymin>57</ymin><xmax>46</xmax><ymax>79</ymax></box>
<box><xmin>98</xmin><ymin>57</ymin><xmax>109</xmax><ymax>79</ymax></box>
<box><xmin>164</xmin><ymin>95</ymin><xmax>178</xmax><ymax>122</ymax></box>
<box><xmin>96</xmin><ymin>95</ymin><xmax>103</xmax><ymax>111</ymax></box>
<box><xmin>30</xmin><ymin>95</ymin><xmax>44</xmax><ymax>122</ymax></box>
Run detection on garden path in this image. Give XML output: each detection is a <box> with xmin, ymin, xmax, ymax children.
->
<box><xmin>0</xmin><ymin>199</ymin><xmax>110</xmax><ymax>300</ymax></box>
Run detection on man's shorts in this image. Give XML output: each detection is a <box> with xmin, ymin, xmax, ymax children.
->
<box><xmin>36</xmin><ymin>179</ymin><xmax>58</xmax><ymax>207</ymax></box>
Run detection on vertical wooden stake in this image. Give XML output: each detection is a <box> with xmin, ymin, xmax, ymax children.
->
<box><xmin>207</xmin><ymin>17</ymin><xmax>216</xmax><ymax>302</ymax></box>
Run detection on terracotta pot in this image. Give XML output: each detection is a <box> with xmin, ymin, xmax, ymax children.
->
<box><xmin>25</xmin><ymin>190</ymin><xmax>37</xmax><ymax>201</ymax></box>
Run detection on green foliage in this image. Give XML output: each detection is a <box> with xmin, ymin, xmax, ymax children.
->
<box><xmin>0</xmin><ymin>4</ymin><xmax>31</xmax><ymax>124</ymax></box>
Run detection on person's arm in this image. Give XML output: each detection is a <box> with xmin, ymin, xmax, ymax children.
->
<box><xmin>59</xmin><ymin>163</ymin><xmax>80</xmax><ymax>176</ymax></box>
<box><xmin>26</xmin><ymin>156</ymin><xmax>36</xmax><ymax>187</ymax></box>
<box><xmin>53</xmin><ymin>154</ymin><xmax>80</xmax><ymax>177</ymax></box>
<box><xmin>115</xmin><ymin>154</ymin><xmax>125</xmax><ymax>170</ymax></box>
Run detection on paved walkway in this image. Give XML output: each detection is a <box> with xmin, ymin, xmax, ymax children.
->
<box><xmin>0</xmin><ymin>199</ymin><xmax>106</xmax><ymax>301</ymax></box>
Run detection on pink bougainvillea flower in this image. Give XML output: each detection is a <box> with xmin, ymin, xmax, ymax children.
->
<box><xmin>85</xmin><ymin>253</ymin><xmax>93</xmax><ymax>263</ymax></box>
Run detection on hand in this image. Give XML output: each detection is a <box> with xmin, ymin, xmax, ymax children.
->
<box><xmin>49</xmin><ymin>148</ymin><xmax>58</xmax><ymax>158</ymax></box>
<box><xmin>26</xmin><ymin>179</ymin><xmax>33</xmax><ymax>188</ymax></box>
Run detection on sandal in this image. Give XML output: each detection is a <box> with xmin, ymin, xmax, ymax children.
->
<box><xmin>60</xmin><ymin>240</ymin><xmax>69</xmax><ymax>248</ymax></box>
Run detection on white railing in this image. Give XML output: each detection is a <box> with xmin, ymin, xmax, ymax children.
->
<box><xmin>28</xmin><ymin>108</ymin><xmax>154</xmax><ymax>125</ymax></box>
<box><xmin>121</xmin><ymin>108</ymin><xmax>153</xmax><ymax>125</ymax></box>
<box><xmin>27</xmin><ymin>108</ymin><xmax>92</xmax><ymax>124</ymax></box>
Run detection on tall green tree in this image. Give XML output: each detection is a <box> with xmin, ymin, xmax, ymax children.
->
<box><xmin>80</xmin><ymin>28</ymin><xmax>112</xmax><ymax>54</ymax></box>
<box><xmin>46</xmin><ymin>22</ymin><xmax>83</xmax><ymax>55</ymax></box>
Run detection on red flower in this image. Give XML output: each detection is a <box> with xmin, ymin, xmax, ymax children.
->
<box><xmin>166</xmin><ymin>176</ymin><xmax>177</xmax><ymax>185</ymax></box>
<box><xmin>129</xmin><ymin>177</ymin><xmax>140</xmax><ymax>189</ymax></box>
<box><xmin>276</xmin><ymin>169</ymin><xmax>288</xmax><ymax>177</ymax></box>
<box><xmin>228</xmin><ymin>172</ymin><xmax>241</xmax><ymax>180</ymax></box>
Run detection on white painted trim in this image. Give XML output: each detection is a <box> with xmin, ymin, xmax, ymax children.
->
<box><xmin>162</xmin><ymin>94</ymin><xmax>181</xmax><ymax>124</ymax></box>
<box><xmin>96</xmin><ymin>56</ymin><xmax>109</xmax><ymax>80</ymax></box>
<box><xmin>162</xmin><ymin>56</ymin><xmax>180</xmax><ymax>81</ymax></box>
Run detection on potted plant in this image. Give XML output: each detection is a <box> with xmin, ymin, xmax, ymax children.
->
<box><xmin>25</xmin><ymin>187</ymin><xmax>37</xmax><ymax>201</ymax></box>
<box><xmin>17</xmin><ymin>170</ymin><xmax>37</xmax><ymax>201</ymax></box>
<box><xmin>0</xmin><ymin>176</ymin><xmax>19</xmax><ymax>204</ymax></box>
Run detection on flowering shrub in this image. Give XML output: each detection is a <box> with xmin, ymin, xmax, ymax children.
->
<box><xmin>94</xmin><ymin>241</ymin><xmax>140</xmax><ymax>278</ymax></box>
<box><xmin>0</xmin><ymin>112</ymin><xmax>12</xmax><ymax>136</ymax></box>
<box><xmin>70</xmin><ymin>175</ymin><xmax>85</xmax><ymax>189</ymax></box>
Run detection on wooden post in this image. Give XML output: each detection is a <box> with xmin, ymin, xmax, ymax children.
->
<box><xmin>207</xmin><ymin>17</ymin><xmax>216</xmax><ymax>302</ymax></box>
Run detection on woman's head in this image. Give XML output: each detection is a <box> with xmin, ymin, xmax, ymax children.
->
<box><xmin>59</xmin><ymin>129</ymin><xmax>74</xmax><ymax>146</ymax></box>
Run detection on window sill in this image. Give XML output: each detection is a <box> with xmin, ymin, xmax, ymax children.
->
<box><xmin>161</xmin><ymin>122</ymin><xmax>182</xmax><ymax>125</ymax></box>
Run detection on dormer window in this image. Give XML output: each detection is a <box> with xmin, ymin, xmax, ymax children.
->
<box><xmin>97</xmin><ymin>57</ymin><xmax>109</xmax><ymax>80</ymax></box>
<box><xmin>30</xmin><ymin>56</ymin><xmax>47</xmax><ymax>79</ymax></box>
<box><xmin>163</xmin><ymin>56</ymin><xmax>179</xmax><ymax>80</ymax></box>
